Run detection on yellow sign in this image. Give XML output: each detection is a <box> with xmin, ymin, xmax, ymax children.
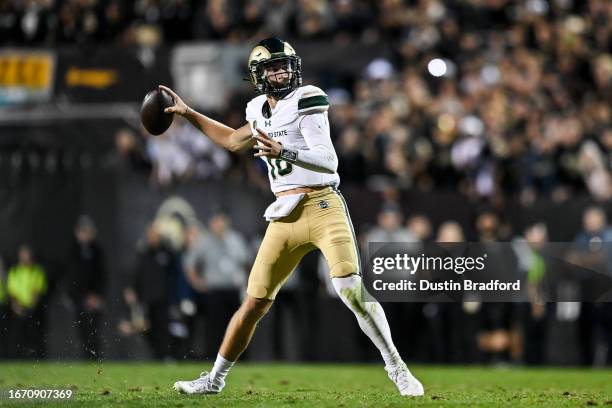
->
<box><xmin>0</xmin><ymin>52</ymin><xmax>54</xmax><ymax>89</ymax></box>
<box><xmin>65</xmin><ymin>67</ymin><xmax>118</xmax><ymax>89</ymax></box>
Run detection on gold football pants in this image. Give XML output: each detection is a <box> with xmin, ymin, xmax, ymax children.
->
<box><xmin>247</xmin><ymin>187</ymin><xmax>360</xmax><ymax>300</ymax></box>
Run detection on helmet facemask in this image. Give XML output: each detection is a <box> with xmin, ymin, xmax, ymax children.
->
<box><xmin>252</xmin><ymin>55</ymin><xmax>302</xmax><ymax>99</ymax></box>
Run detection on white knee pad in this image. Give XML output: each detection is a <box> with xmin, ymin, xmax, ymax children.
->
<box><xmin>332</xmin><ymin>274</ymin><xmax>373</xmax><ymax>318</ymax></box>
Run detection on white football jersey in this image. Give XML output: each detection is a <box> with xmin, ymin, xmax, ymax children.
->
<box><xmin>245</xmin><ymin>85</ymin><xmax>340</xmax><ymax>194</ymax></box>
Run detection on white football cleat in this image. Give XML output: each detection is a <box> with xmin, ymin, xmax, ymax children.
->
<box><xmin>385</xmin><ymin>363</ymin><xmax>424</xmax><ymax>396</ymax></box>
<box><xmin>173</xmin><ymin>371</ymin><xmax>224</xmax><ymax>395</ymax></box>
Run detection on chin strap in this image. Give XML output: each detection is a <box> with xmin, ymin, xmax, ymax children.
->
<box><xmin>268</xmin><ymin>87</ymin><xmax>293</xmax><ymax>99</ymax></box>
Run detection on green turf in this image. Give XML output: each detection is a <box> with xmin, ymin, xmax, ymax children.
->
<box><xmin>0</xmin><ymin>362</ymin><xmax>610</xmax><ymax>407</ymax></box>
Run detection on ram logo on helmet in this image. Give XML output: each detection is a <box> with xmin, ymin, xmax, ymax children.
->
<box><xmin>248</xmin><ymin>38</ymin><xmax>302</xmax><ymax>99</ymax></box>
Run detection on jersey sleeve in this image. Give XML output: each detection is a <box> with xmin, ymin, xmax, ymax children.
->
<box><xmin>245</xmin><ymin>100</ymin><xmax>256</xmax><ymax>123</ymax></box>
<box><xmin>298</xmin><ymin>86</ymin><xmax>329</xmax><ymax>116</ymax></box>
<box><xmin>281</xmin><ymin>111</ymin><xmax>337</xmax><ymax>174</ymax></box>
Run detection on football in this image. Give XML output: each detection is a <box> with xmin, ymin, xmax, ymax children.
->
<box><xmin>140</xmin><ymin>88</ymin><xmax>174</xmax><ymax>135</ymax></box>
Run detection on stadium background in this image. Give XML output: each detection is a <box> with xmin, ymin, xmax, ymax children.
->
<box><xmin>0</xmin><ymin>0</ymin><xmax>611</xmax><ymax>367</ymax></box>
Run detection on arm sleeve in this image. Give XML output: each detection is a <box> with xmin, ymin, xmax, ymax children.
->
<box><xmin>286</xmin><ymin>112</ymin><xmax>338</xmax><ymax>174</ymax></box>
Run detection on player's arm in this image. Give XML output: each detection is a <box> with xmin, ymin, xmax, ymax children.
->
<box><xmin>253</xmin><ymin>112</ymin><xmax>338</xmax><ymax>174</ymax></box>
<box><xmin>185</xmin><ymin>115</ymin><xmax>254</xmax><ymax>153</ymax></box>
<box><xmin>295</xmin><ymin>112</ymin><xmax>338</xmax><ymax>173</ymax></box>
<box><xmin>159</xmin><ymin>85</ymin><xmax>254</xmax><ymax>153</ymax></box>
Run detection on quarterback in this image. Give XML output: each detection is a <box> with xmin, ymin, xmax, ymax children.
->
<box><xmin>161</xmin><ymin>38</ymin><xmax>424</xmax><ymax>397</ymax></box>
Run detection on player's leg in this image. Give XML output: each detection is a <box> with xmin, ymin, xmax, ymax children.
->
<box><xmin>174</xmin><ymin>221</ymin><xmax>311</xmax><ymax>394</ymax></box>
<box><xmin>215</xmin><ymin>242</ymin><xmax>312</xmax><ymax>359</ymax></box>
<box><xmin>330</xmin><ymin>274</ymin><xmax>423</xmax><ymax>396</ymax></box>
<box><xmin>173</xmin><ymin>296</ymin><xmax>273</xmax><ymax>394</ymax></box>
<box><xmin>308</xmin><ymin>189</ymin><xmax>402</xmax><ymax>365</ymax></box>
<box><xmin>310</xmin><ymin>188</ymin><xmax>424</xmax><ymax>396</ymax></box>
<box><xmin>217</xmin><ymin>296</ymin><xmax>272</xmax><ymax>361</ymax></box>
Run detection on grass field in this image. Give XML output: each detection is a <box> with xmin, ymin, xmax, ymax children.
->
<box><xmin>0</xmin><ymin>362</ymin><xmax>611</xmax><ymax>407</ymax></box>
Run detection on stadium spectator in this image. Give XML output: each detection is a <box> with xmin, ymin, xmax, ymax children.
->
<box><xmin>149</xmin><ymin>197</ymin><xmax>203</xmax><ymax>359</ymax></box>
<box><xmin>114</xmin><ymin>128</ymin><xmax>152</xmax><ymax>173</ymax></box>
<box><xmin>145</xmin><ymin>122</ymin><xmax>231</xmax><ymax>187</ymax></box>
<box><xmin>236</xmin><ymin>0</ymin><xmax>265</xmax><ymax>40</ymax></box>
<box><xmin>170</xmin><ymin>122</ymin><xmax>231</xmax><ymax>180</ymax></box>
<box><xmin>331</xmin><ymin>0</ymin><xmax>374</xmax><ymax>43</ymax></box>
<box><xmin>365</xmin><ymin>204</ymin><xmax>418</xmax><ymax>243</ymax></box>
<box><xmin>295</xmin><ymin>0</ymin><xmax>335</xmax><ymax>39</ymax></box>
<box><xmin>173</xmin><ymin>224</ymin><xmax>201</xmax><ymax>354</ymax></box>
<box><xmin>570</xmin><ymin>206</ymin><xmax>612</xmax><ymax>366</ymax></box>
<box><xmin>571</xmin><ymin>206</ymin><xmax>612</xmax><ymax>264</ymax></box>
<box><xmin>406</xmin><ymin>214</ymin><xmax>433</xmax><ymax>243</ymax></box>
<box><xmin>475</xmin><ymin>211</ymin><xmax>516</xmax><ymax>364</ymax></box>
<box><xmin>514</xmin><ymin>222</ymin><xmax>550</xmax><ymax>365</ymax></box>
<box><xmin>6</xmin><ymin>245</ymin><xmax>48</xmax><ymax>358</ymax></box>
<box><xmin>145</xmin><ymin>126</ymin><xmax>193</xmax><ymax>187</ymax></box>
<box><xmin>65</xmin><ymin>215</ymin><xmax>107</xmax><ymax>360</ymax></box>
<box><xmin>0</xmin><ymin>255</ymin><xmax>7</xmax><ymax>359</ymax></box>
<box><xmin>124</xmin><ymin>224</ymin><xmax>175</xmax><ymax>359</ymax></box>
<box><xmin>182</xmin><ymin>210</ymin><xmax>249</xmax><ymax>358</ymax></box>
<box><xmin>336</xmin><ymin>126</ymin><xmax>368</xmax><ymax>182</ymax></box>
<box><xmin>17</xmin><ymin>0</ymin><xmax>53</xmax><ymax>44</ymax></box>
<box><xmin>433</xmin><ymin>221</ymin><xmax>481</xmax><ymax>364</ymax></box>
<box><xmin>436</xmin><ymin>221</ymin><xmax>464</xmax><ymax>243</ymax></box>
<box><xmin>159</xmin><ymin>0</ymin><xmax>193</xmax><ymax>42</ymax></box>
<box><xmin>269</xmin><ymin>1</ymin><xmax>297</xmax><ymax>36</ymax></box>
<box><xmin>192</xmin><ymin>0</ymin><xmax>237</xmax><ymax>40</ymax></box>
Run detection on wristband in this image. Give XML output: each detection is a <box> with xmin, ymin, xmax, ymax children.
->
<box><xmin>279</xmin><ymin>146</ymin><xmax>298</xmax><ymax>163</ymax></box>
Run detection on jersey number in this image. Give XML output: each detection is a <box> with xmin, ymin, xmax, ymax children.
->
<box><xmin>267</xmin><ymin>158</ymin><xmax>293</xmax><ymax>180</ymax></box>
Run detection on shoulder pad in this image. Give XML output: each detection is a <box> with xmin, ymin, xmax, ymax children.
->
<box><xmin>246</xmin><ymin>94</ymin><xmax>267</xmax><ymax>120</ymax></box>
<box><xmin>298</xmin><ymin>86</ymin><xmax>329</xmax><ymax>115</ymax></box>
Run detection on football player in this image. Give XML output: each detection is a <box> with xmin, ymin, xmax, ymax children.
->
<box><xmin>161</xmin><ymin>38</ymin><xmax>424</xmax><ymax>397</ymax></box>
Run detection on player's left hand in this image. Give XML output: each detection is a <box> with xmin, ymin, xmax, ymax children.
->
<box><xmin>253</xmin><ymin>128</ymin><xmax>282</xmax><ymax>158</ymax></box>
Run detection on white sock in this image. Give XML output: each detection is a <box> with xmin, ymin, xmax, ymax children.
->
<box><xmin>210</xmin><ymin>353</ymin><xmax>234</xmax><ymax>383</ymax></box>
<box><xmin>332</xmin><ymin>274</ymin><xmax>403</xmax><ymax>368</ymax></box>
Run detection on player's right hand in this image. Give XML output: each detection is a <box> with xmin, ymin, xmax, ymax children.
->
<box><xmin>158</xmin><ymin>85</ymin><xmax>190</xmax><ymax>116</ymax></box>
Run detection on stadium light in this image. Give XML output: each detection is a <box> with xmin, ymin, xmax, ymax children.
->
<box><xmin>427</xmin><ymin>58</ymin><xmax>447</xmax><ymax>77</ymax></box>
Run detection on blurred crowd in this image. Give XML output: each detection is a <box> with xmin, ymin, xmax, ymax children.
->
<box><xmin>1</xmin><ymin>198</ymin><xmax>611</xmax><ymax>365</ymax></box>
<box><xmin>64</xmin><ymin>0</ymin><xmax>609</xmax><ymax>203</ymax></box>
<box><xmin>3</xmin><ymin>1</ymin><xmax>611</xmax><ymax>201</ymax></box>
<box><xmin>319</xmin><ymin>0</ymin><xmax>612</xmax><ymax>203</ymax></box>
<box><xmin>0</xmin><ymin>216</ymin><xmax>105</xmax><ymax>359</ymax></box>
<box><xmin>118</xmin><ymin>200</ymin><xmax>251</xmax><ymax>360</ymax></box>
<box><xmin>114</xmin><ymin>122</ymin><xmax>232</xmax><ymax>187</ymax></box>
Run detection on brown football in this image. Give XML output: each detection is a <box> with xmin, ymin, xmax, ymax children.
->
<box><xmin>140</xmin><ymin>88</ymin><xmax>174</xmax><ymax>135</ymax></box>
